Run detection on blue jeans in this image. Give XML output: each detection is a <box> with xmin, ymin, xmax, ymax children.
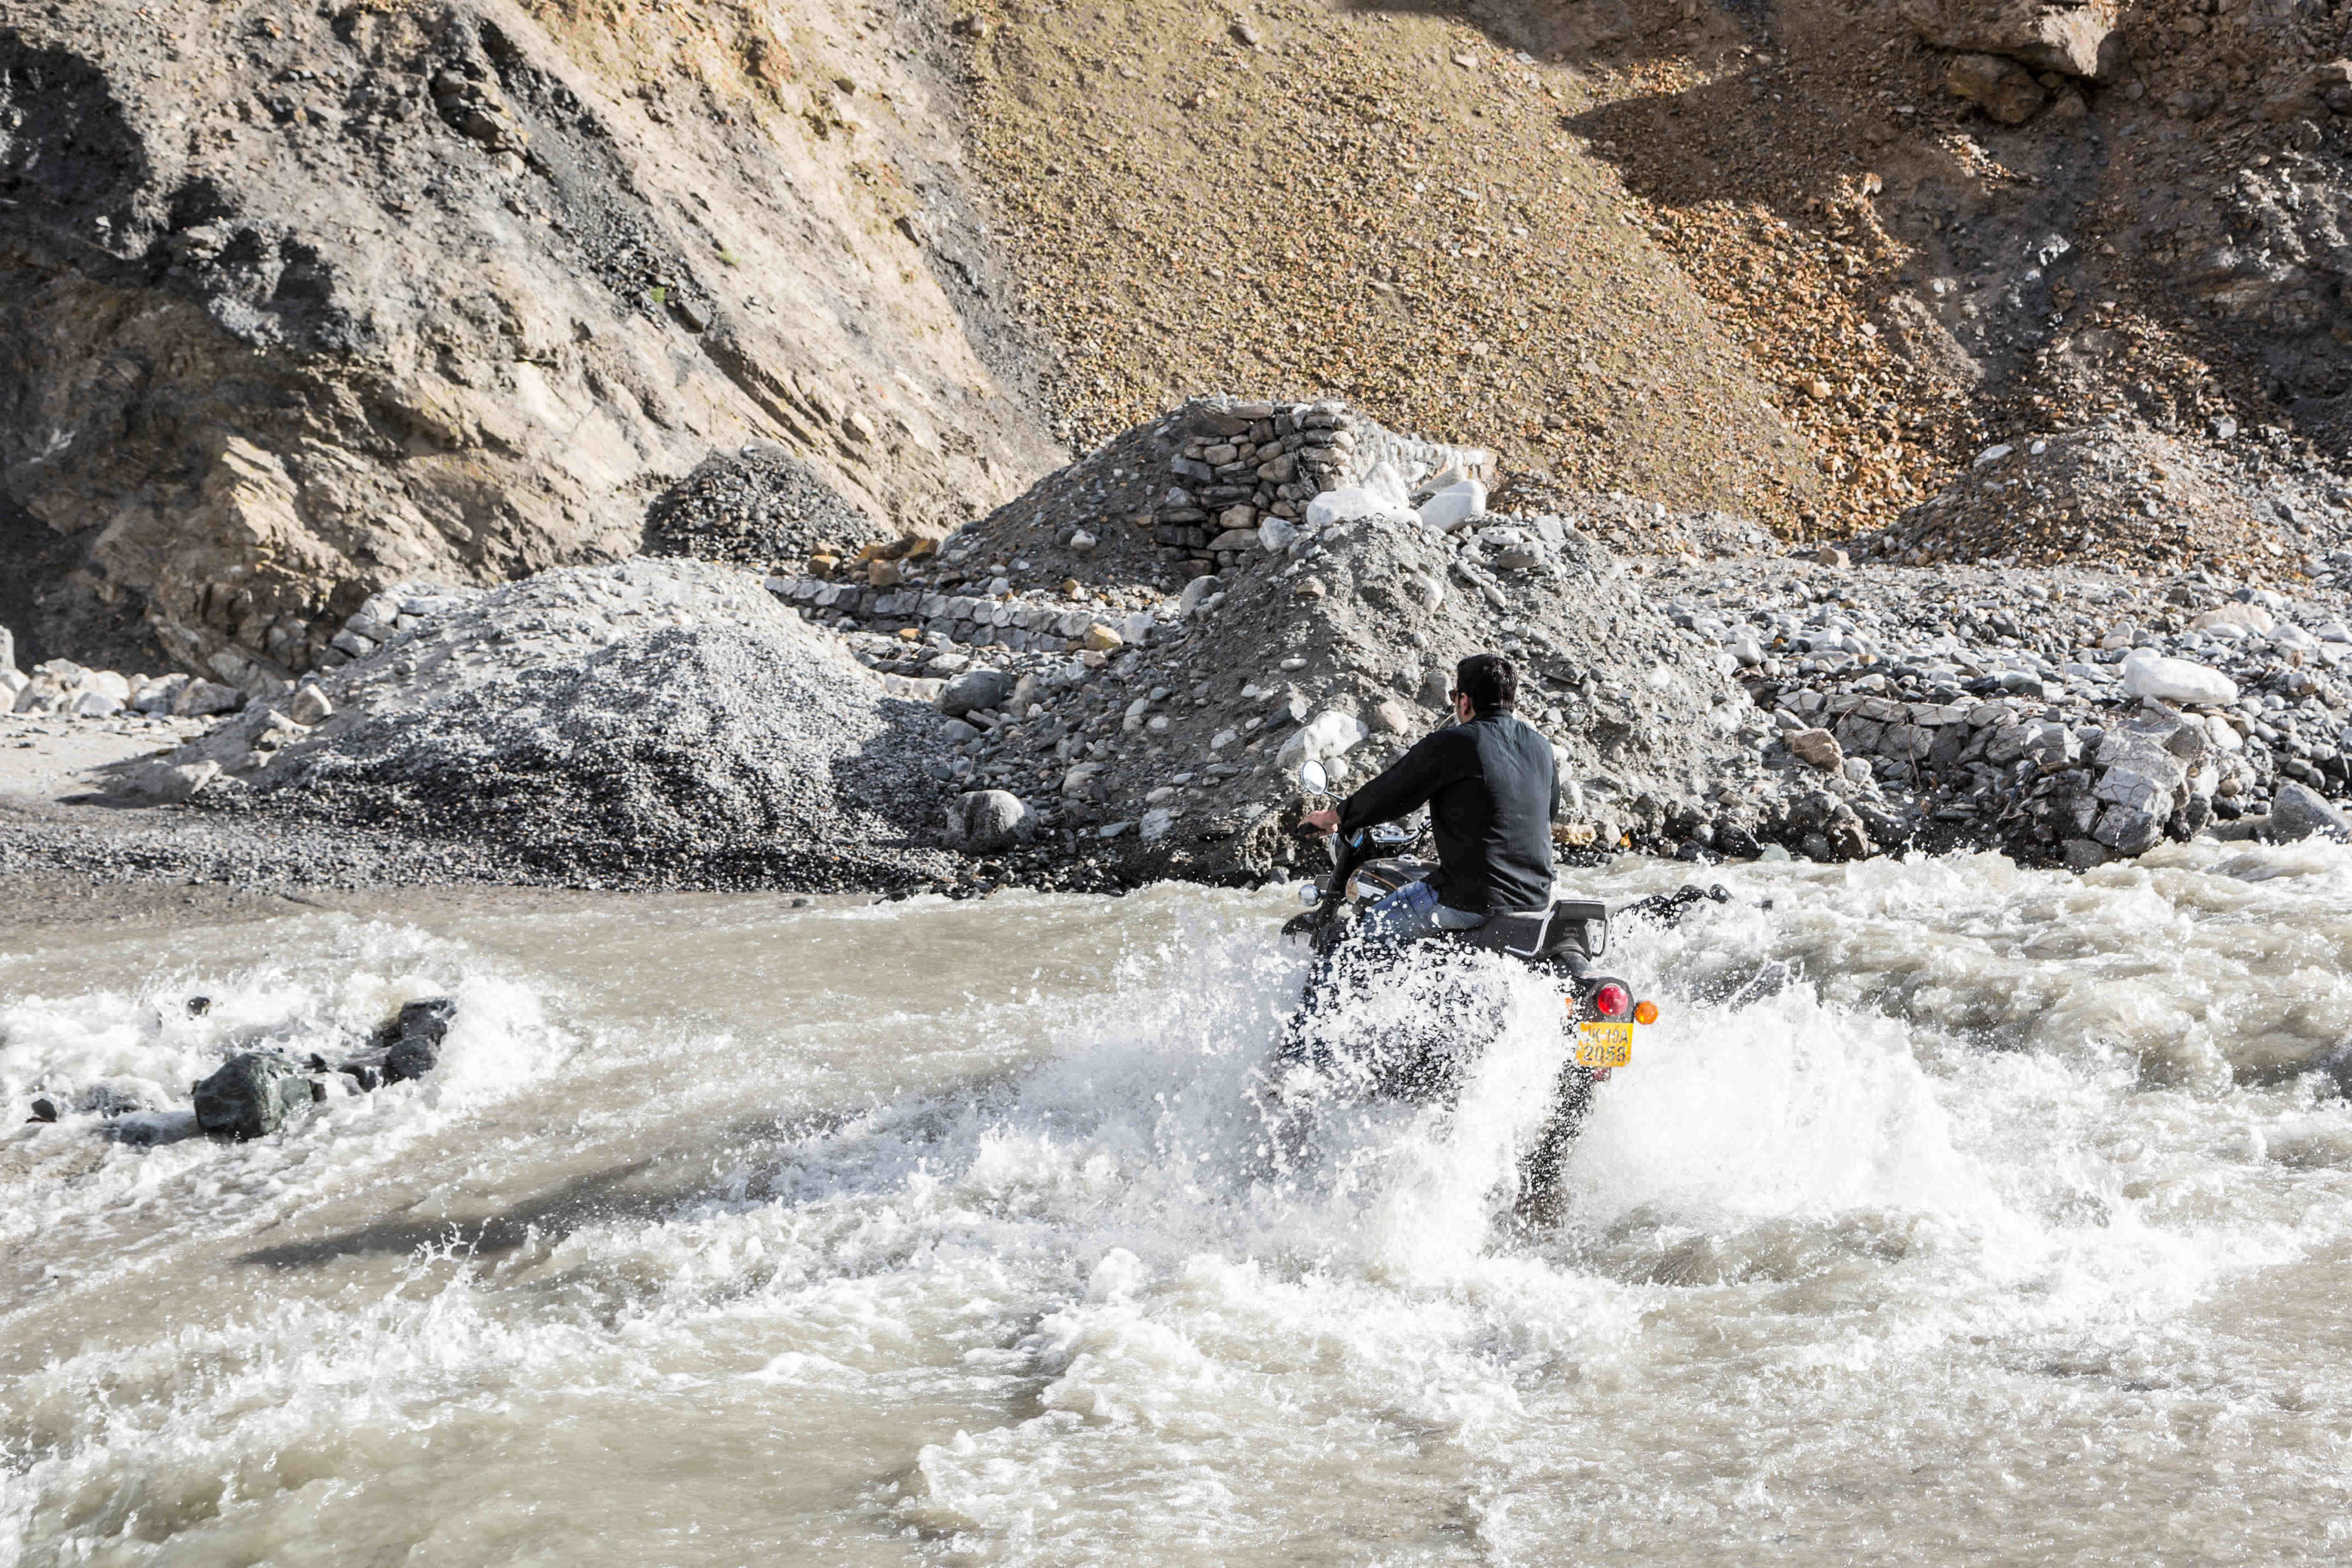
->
<box><xmin>1361</xmin><ymin>878</ymin><xmax>1489</xmax><ymax>944</ymax></box>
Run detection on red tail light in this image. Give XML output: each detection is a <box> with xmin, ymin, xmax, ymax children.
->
<box><xmin>1592</xmin><ymin>983</ymin><xmax>1631</xmax><ymax>1020</ymax></box>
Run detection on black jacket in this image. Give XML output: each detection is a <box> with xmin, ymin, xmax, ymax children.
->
<box><xmin>1338</xmin><ymin>711</ymin><xmax>1560</xmax><ymax>914</ymax></box>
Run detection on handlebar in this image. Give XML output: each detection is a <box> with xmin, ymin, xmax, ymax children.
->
<box><xmin>1282</xmin><ymin>826</ymin><xmax>1371</xmax><ymax>937</ymax></box>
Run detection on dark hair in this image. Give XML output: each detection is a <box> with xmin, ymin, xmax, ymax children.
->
<box><xmin>1454</xmin><ymin>653</ymin><xmax>1516</xmax><ymax>715</ymax></box>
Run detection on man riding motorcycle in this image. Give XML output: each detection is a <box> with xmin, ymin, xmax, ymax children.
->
<box><xmin>1299</xmin><ymin>652</ymin><xmax>1559</xmax><ymax>941</ymax></box>
<box><xmin>1275</xmin><ymin>652</ymin><xmax>1646</xmax><ymax>1210</ymax></box>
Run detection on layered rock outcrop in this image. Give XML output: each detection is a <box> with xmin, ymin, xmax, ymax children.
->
<box><xmin>0</xmin><ymin>1</ymin><xmax>1056</xmax><ymax>685</ymax></box>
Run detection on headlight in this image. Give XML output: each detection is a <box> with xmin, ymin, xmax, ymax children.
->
<box><xmin>1299</xmin><ymin>883</ymin><xmax>1322</xmax><ymax>906</ymax></box>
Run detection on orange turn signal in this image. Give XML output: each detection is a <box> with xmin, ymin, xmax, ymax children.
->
<box><xmin>1632</xmin><ymin>1000</ymin><xmax>1659</xmax><ymax>1026</ymax></box>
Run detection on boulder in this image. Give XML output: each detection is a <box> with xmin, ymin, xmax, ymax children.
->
<box><xmin>1360</xmin><ymin>460</ymin><xmax>1413</xmax><ymax>512</ymax></box>
<box><xmin>936</xmin><ymin>666</ymin><xmax>1019</xmax><ymax>718</ymax></box>
<box><xmin>192</xmin><ymin>1051</ymin><xmax>315</xmax><ymax>1140</ymax></box>
<box><xmin>13</xmin><ymin>677</ymin><xmax>63</xmax><ymax>714</ymax></box>
<box><xmin>2268</xmin><ymin>781</ymin><xmax>2349</xmax><ymax>843</ymax></box>
<box><xmin>1305</xmin><ymin>485</ymin><xmax>1413</xmax><ymax>530</ymax></box>
<box><xmin>1178</xmin><ymin>574</ymin><xmax>1224</xmax><ymax>618</ymax></box>
<box><xmin>114</xmin><ymin>760</ymin><xmax>221</xmax><ymax>805</ymax></box>
<box><xmin>130</xmin><ymin>673</ymin><xmax>190</xmax><ymax>715</ymax></box>
<box><xmin>1786</xmin><ymin>727</ymin><xmax>1845</xmax><ymax>771</ymax></box>
<box><xmin>2093</xmin><ymin>803</ymin><xmax>2162</xmax><ymax>856</ymax></box>
<box><xmin>171</xmin><ymin>678</ymin><xmax>247</xmax><ymax>717</ymax></box>
<box><xmin>1275</xmin><ymin>710</ymin><xmax>1371</xmax><ymax>771</ymax></box>
<box><xmin>2189</xmin><ymin>602</ymin><xmax>2275</xmax><ymax>635</ymax></box>
<box><xmin>1945</xmin><ymin>53</ymin><xmax>2048</xmax><ymax>122</ymax></box>
<box><xmin>1417</xmin><ymin>478</ymin><xmax>1488</xmax><ymax>533</ymax></box>
<box><xmin>2092</xmin><ymin>709</ymin><xmax>2202</xmax><ymax>831</ymax></box>
<box><xmin>2120</xmin><ymin>650</ymin><xmax>2237</xmax><ymax>707</ymax></box>
<box><xmin>285</xmin><ymin>684</ymin><xmax>334</xmax><ymax>726</ymax></box>
<box><xmin>1899</xmin><ymin>0</ymin><xmax>2126</xmax><ymax>80</ymax></box>
<box><xmin>2061</xmin><ymin>837</ymin><xmax>2111</xmax><ymax>871</ymax></box>
<box><xmin>0</xmin><ymin>622</ymin><xmax>12</xmax><ymax>674</ymax></box>
<box><xmin>382</xmin><ymin>999</ymin><xmax>457</xmax><ymax>1084</ymax></box>
<box><xmin>946</xmin><ymin>788</ymin><xmax>1032</xmax><ymax>852</ymax></box>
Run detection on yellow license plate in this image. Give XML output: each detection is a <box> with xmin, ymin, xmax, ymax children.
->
<box><xmin>1575</xmin><ymin>1020</ymin><xmax>1634</xmax><ymax>1070</ymax></box>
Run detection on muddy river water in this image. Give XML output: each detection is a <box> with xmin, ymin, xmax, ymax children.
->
<box><xmin>7</xmin><ymin>844</ymin><xmax>2352</xmax><ymax>1565</ymax></box>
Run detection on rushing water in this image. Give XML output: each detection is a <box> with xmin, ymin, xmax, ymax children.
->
<box><xmin>7</xmin><ymin>844</ymin><xmax>2352</xmax><ymax>1565</ymax></box>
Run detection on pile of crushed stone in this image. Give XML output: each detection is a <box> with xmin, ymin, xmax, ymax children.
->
<box><xmin>163</xmin><ymin>559</ymin><xmax>959</xmax><ymax>891</ymax></box>
<box><xmin>768</xmin><ymin>396</ymin><xmax>1769</xmax><ymax>882</ymax></box>
<box><xmin>1862</xmin><ymin>427</ymin><xmax>2303</xmax><ymax>576</ymax></box>
<box><xmin>643</xmin><ymin>446</ymin><xmax>889</xmax><ymax>568</ymax></box>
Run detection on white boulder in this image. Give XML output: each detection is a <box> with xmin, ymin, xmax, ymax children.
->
<box><xmin>2120</xmin><ymin>649</ymin><xmax>2237</xmax><ymax>707</ymax></box>
<box><xmin>1416</xmin><ymin>478</ymin><xmax>1488</xmax><ymax>533</ymax></box>
<box><xmin>2190</xmin><ymin>602</ymin><xmax>2274</xmax><ymax>634</ymax></box>
<box><xmin>1275</xmin><ymin>710</ymin><xmax>1370</xmax><ymax>771</ymax></box>
<box><xmin>1359</xmin><ymin>460</ymin><xmax>1412</xmax><ymax>512</ymax></box>
<box><xmin>1305</xmin><ymin>486</ymin><xmax>1413</xmax><ymax>530</ymax></box>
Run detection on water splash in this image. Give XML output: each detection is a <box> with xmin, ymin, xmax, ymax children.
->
<box><xmin>8</xmin><ymin>850</ymin><xmax>2352</xmax><ymax>1564</ymax></box>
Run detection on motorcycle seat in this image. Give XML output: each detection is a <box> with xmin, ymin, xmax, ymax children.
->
<box><xmin>1450</xmin><ymin>899</ymin><xmax>1608</xmax><ymax>961</ymax></box>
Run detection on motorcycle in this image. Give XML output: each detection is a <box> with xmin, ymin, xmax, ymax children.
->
<box><xmin>1271</xmin><ymin>757</ymin><xmax>1659</xmax><ymax>1208</ymax></box>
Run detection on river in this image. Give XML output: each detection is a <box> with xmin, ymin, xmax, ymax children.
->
<box><xmin>6</xmin><ymin>844</ymin><xmax>2352</xmax><ymax>1565</ymax></box>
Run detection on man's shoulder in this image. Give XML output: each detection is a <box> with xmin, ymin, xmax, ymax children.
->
<box><xmin>1469</xmin><ymin>711</ymin><xmax>1551</xmax><ymax>749</ymax></box>
<box><xmin>1404</xmin><ymin>722</ymin><xmax>1479</xmax><ymax>762</ymax></box>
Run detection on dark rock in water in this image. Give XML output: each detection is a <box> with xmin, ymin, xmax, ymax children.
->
<box><xmin>1714</xmin><ymin>821</ymin><xmax>1762</xmax><ymax>859</ymax></box>
<box><xmin>1621</xmin><ymin>883</ymin><xmax>1731</xmax><ymax>927</ymax></box>
<box><xmin>28</xmin><ymin>1097</ymin><xmax>57</xmax><ymax>1123</ymax></box>
<box><xmin>193</xmin><ymin>1052</ymin><xmax>314</xmax><ymax>1141</ymax></box>
<box><xmin>187</xmin><ymin>996</ymin><xmax>211</xmax><ymax>1016</ymax></box>
<box><xmin>383</xmin><ymin>999</ymin><xmax>457</xmax><ymax>1084</ymax></box>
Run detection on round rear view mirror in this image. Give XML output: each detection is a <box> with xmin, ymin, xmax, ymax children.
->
<box><xmin>1297</xmin><ymin>758</ymin><xmax>1329</xmax><ymax>795</ymax></box>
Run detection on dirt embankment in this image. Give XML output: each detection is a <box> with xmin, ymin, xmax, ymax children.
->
<box><xmin>949</xmin><ymin>0</ymin><xmax>2351</xmax><ymax>561</ymax></box>
<box><xmin>0</xmin><ymin>0</ymin><xmax>1060</xmax><ymax>681</ymax></box>
<box><xmin>954</xmin><ymin>0</ymin><xmax>1825</xmax><ymax>528</ymax></box>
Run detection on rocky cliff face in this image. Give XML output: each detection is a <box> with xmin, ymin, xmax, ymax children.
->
<box><xmin>0</xmin><ymin>0</ymin><xmax>1058</xmax><ymax>683</ymax></box>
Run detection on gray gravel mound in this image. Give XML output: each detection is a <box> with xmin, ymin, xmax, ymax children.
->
<box><xmin>643</xmin><ymin>446</ymin><xmax>888</xmax><ymax>567</ymax></box>
<box><xmin>169</xmin><ymin>559</ymin><xmax>958</xmax><ymax>891</ymax></box>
